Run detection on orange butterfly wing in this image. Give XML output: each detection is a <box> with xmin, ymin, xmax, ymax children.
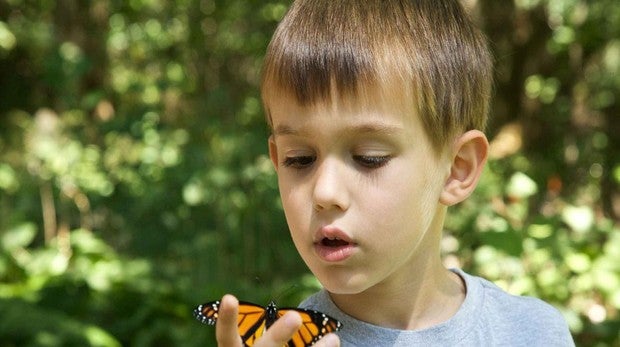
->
<box><xmin>194</xmin><ymin>301</ymin><xmax>342</xmax><ymax>347</ymax></box>
<box><xmin>237</xmin><ymin>301</ymin><xmax>268</xmax><ymax>346</ymax></box>
<box><xmin>276</xmin><ymin>307</ymin><xmax>342</xmax><ymax>347</ymax></box>
<box><xmin>193</xmin><ymin>300</ymin><xmax>268</xmax><ymax>346</ymax></box>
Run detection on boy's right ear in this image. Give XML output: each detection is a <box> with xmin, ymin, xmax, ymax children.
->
<box><xmin>268</xmin><ymin>135</ymin><xmax>279</xmax><ymax>171</ymax></box>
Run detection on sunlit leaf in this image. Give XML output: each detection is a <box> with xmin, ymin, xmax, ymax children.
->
<box><xmin>506</xmin><ymin>172</ymin><xmax>538</xmax><ymax>198</ymax></box>
<box><xmin>566</xmin><ymin>253</ymin><xmax>591</xmax><ymax>274</ymax></box>
<box><xmin>561</xmin><ymin>205</ymin><xmax>594</xmax><ymax>233</ymax></box>
<box><xmin>0</xmin><ymin>164</ymin><xmax>19</xmax><ymax>192</ymax></box>
<box><xmin>183</xmin><ymin>180</ymin><xmax>205</xmax><ymax>206</ymax></box>
<box><xmin>613</xmin><ymin>165</ymin><xmax>620</xmax><ymax>184</ymax></box>
<box><xmin>527</xmin><ymin>223</ymin><xmax>553</xmax><ymax>239</ymax></box>
<box><xmin>1</xmin><ymin>223</ymin><xmax>37</xmax><ymax>251</ymax></box>
<box><xmin>0</xmin><ymin>21</ymin><xmax>16</xmax><ymax>51</ymax></box>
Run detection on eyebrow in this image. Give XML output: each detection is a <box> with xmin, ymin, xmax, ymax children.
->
<box><xmin>273</xmin><ymin>122</ymin><xmax>404</xmax><ymax>137</ymax></box>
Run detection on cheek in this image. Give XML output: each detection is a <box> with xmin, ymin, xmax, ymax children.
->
<box><xmin>278</xmin><ymin>180</ymin><xmax>310</xmax><ymax>229</ymax></box>
<box><xmin>366</xmin><ymin>168</ymin><xmax>440</xmax><ymax>232</ymax></box>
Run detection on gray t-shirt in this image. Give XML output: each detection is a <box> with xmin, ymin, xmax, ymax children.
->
<box><xmin>299</xmin><ymin>269</ymin><xmax>574</xmax><ymax>346</ymax></box>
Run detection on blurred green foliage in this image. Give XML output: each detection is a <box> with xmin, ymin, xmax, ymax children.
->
<box><xmin>0</xmin><ymin>0</ymin><xmax>618</xmax><ymax>346</ymax></box>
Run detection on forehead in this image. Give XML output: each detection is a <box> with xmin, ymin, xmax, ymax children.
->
<box><xmin>265</xmin><ymin>86</ymin><xmax>422</xmax><ymax>140</ymax></box>
<box><xmin>264</xmin><ymin>81</ymin><xmax>416</xmax><ymax>125</ymax></box>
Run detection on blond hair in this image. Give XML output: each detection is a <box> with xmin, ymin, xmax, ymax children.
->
<box><xmin>261</xmin><ymin>0</ymin><xmax>493</xmax><ymax>150</ymax></box>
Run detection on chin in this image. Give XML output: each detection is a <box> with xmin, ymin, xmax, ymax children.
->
<box><xmin>313</xmin><ymin>270</ymin><xmax>372</xmax><ymax>295</ymax></box>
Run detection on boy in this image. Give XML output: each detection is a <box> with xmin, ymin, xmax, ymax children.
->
<box><xmin>215</xmin><ymin>0</ymin><xmax>574</xmax><ymax>346</ymax></box>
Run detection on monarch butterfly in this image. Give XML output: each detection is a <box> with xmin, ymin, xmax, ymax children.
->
<box><xmin>193</xmin><ymin>299</ymin><xmax>342</xmax><ymax>347</ymax></box>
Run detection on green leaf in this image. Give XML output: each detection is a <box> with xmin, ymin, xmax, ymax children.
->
<box><xmin>0</xmin><ymin>298</ymin><xmax>121</xmax><ymax>347</ymax></box>
<box><xmin>506</xmin><ymin>172</ymin><xmax>538</xmax><ymax>199</ymax></box>
<box><xmin>480</xmin><ymin>230</ymin><xmax>524</xmax><ymax>257</ymax></box>
<box><xmin>1</xmin><ymin>223</ymin><xmax>37</xmax><ymax>251</ymax></box>
<box><xmin>561</xmin><ymin>205</ymin><xmax>594</xmax><ymax>233</ymax></box>
<box><xmin>565</xmin><ymin>253</ymin><xmax>591</xmax><ymax>274</ymax></box>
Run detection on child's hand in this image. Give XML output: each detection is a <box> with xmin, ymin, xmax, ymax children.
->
<box><xmin>215</xmin><ymin>294</ymin><xmax>340</xmax><ymax>347</ymax></box>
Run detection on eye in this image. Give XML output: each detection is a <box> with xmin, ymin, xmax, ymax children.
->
<box><xmin>282</xmin><ymin>156</ymin><xmax>315</xmax><ymax>169</ymax></box>
<box><xmin>353</xmin><ymin>155</ymin><xmax>391</xmax><ymax>169</ymax></box>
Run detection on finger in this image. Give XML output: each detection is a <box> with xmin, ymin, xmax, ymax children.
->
<box><xmin>313</xmin><ymin>333</ymin><xmax>340</xmax><ymax>347</ymax></box>
<box><xmin>254</xmin><ymin>311</ymin><xmax>302</xmax><ymax>347</ymax></box>
<box><xmin>215</xmin><ymin>294</ymin><xmax>242</xmax><ymax>347</ymax></box>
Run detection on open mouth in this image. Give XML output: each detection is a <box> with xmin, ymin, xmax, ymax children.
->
<box><xmin>321</xmin><ymin>237</ymin><xmax>350</xmax><ymax>247</ymax></box>
<box><xmin>315</xmin><ymin>236</ymin><xmax>356</xmax><ymax>262</ymax></box>
<box><xmin>314</xmin><ymin>226</ymin><xmax>356</xmax><ymax>262</ymax></box>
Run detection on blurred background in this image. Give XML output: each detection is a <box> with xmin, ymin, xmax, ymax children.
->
<box><xmin>0</xmin><ymin>0</ymin><xmax>618</xmax><ymax>346</ymax></box>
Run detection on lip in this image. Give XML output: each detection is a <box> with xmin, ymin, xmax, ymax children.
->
<box><xmin>313</xmin><ymin>226</ymin><xmax>357</xmax><ymax>262</ymax></box>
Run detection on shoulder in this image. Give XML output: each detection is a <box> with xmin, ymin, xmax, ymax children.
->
<box><xmin>299</xmin><ymin>290</ymin><xmax>332</xmax><ymax>312</ymax></box>
<box><xmin>458</xmin><ymin>270</ymin><xmax>574</xmax><ymax>345</ymax></box>
<box><xmin>475</xmin><ymin>274</ymin><xmax>564</xmax><ymax>323</ymax></box>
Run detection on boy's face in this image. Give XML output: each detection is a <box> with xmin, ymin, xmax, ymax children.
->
<box><xmin>268</xmin><ymin>92</ymin><xmax>452</xmax><ymax>295</ymax></box>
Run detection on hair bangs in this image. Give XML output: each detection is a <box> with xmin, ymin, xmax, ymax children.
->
<box><xmin>262</xmin><ymin>37</ymin><xmax>376</xmax><ymax>107</ymax></box>
<box><xmin>260</xmin><ymin>11</ymin><xmax>385</xmax><ymax>112</ymax></box>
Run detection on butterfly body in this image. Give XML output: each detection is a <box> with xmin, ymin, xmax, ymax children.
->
<box><xmin>193</xmin><ymin>299</ymin><xmax>342</xmax><ymax>347</ymax></box>
<box><xmin>263</xmin><ymin>301</ymin><xmax>280</xmax><ymax>329</ymax></box>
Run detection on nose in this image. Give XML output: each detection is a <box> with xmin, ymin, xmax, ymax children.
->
<box><xmin>312</xmin><ymin>157</ymin><xmax>350</xmax><ymax>212</ymax></box>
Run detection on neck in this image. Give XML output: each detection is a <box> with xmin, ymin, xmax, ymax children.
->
<box><xmin>329</xmin><ymin>208</ymin><xmax>466</xmax><ymax>330</ymax></box>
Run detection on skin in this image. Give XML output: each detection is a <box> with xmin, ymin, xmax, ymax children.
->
<box><xmin>215</xmin><ymin>90</ymin><xmax>487</xmax><ymax>344</ymax></box>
